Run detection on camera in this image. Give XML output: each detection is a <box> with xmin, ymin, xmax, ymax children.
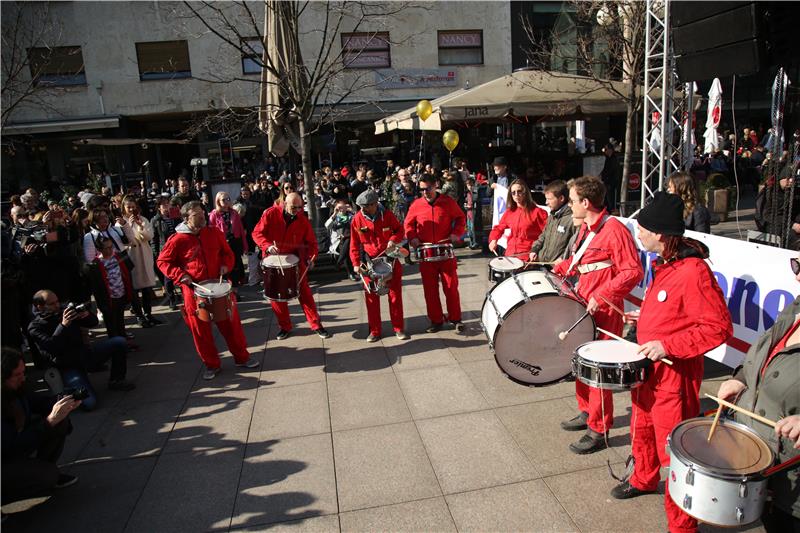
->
<box><xmin>65</xmin><ymin>302</ymin><xmax>89</xmax><ymax>313</ymax></box>
<box><xmin>60</xmin><ymin>387</ymin><xmax>89</xmax><ymax>401</ymax></box>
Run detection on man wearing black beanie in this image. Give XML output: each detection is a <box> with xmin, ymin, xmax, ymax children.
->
<box><xmin>609</xmin><ymin>192</ymin><xmax>733</xmax><ymax>533</ymax></box>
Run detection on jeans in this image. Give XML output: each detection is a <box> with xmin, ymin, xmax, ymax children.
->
<box><xmin>88</xmin><ymin>336</ymin><xmax>129</xmax><ymax>382</ymax></box>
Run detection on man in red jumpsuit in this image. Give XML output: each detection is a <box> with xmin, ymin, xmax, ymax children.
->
<box><xmin>350</xmin><ymin>190</ymin><xmax>409</xmax><ymax>342</ymax></box>
<box><xmin>553</xmin><ymin>176</ymin><xmax>643</xmax><ymax>454</ymax></box>
<box><xmin>157</xmin><ymin>201</ymin><xmax>259</xmax><ymax>380</ymax></box>
<box><xmin>252</xmin><ymin>192</ymin><xmax>331</xmax><ymax>340</ymax></box>
<box><xmin>404</xmin><ymin>173</ymin><xmax>467</xmax><ymax>333</ymax></box>
<box><xmin>610</xmin><ymin>192</ymin><xmax>732</xmax><ymax>533</ymax></box>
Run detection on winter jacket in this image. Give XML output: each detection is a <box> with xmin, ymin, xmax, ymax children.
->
<box><xmin>27</xmin><ymin>307</ymin><xmax>99</xmax><ymax>370</ymax></box>
<box><xmin>126</xmin><ymin>216</ymin><xmax>157</xmax><ymax>289</ymax></box>
<box><xmin>150</xmin><ymin>213</ymin><xmax>179</xmax><ymax>254</ymax></box>
<box><xmin>404</xmin><ymin>193</ymin><xmax>466</xmax><ymax>244</ymax></box>
<box><xmin>156</xmin><ymin>223</ymin><xmax>234</xmax><ymax>284</ymax></box>
<box><xmin>530</xmin><ymin>203</ymin><xmax>575</xmax><ymax>262</ymax></box>
<box><xmin>349</xmin><ymin>207</ymin><xmax>404</xmax><ymax>266</ymax></box>
<box><xmin>636</xmin><ymin>245</ymin><xmax>732</xmax><ymax>394</ymax></box>
<box><xmin>731</xmin><ymin>296</ymin><xmax>800</xmax><ymax>518</ymax></box>
<box><xmin>251</xmin><ymin>205</ymin><xmax>318</xmax><ymax>263</ymax></box>
<box><xmin>489</xmin><ymin>205</ymin><xmax>547</xmax><ymax>256</ymax></box>
<box><xmin>208</xmin><ymin>209</ymin><xmax>249</xmax><ymax>253</ymax></box>
<box><xmin>89</xmin><ymin>253</ymin><xmax>133</xmax><ymax>312</ymax></box>
<box><xmin>684</xmin><ymin>204</ymin><xmax>711</xmax><ymax>234</ymax></box>
<box><xmin>83</xmin><ymin>223</ymin><xmax>134</xmax><ymax>263</ymax></box>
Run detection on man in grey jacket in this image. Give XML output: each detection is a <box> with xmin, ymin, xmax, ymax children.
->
<box><xmin>717</xmin><ymin>257</ymin><xmax>800</xmax><ymax>531</ymax></box>
<box><xmin>529</xmin><ymin>180</ymin><xmax>575</xmax><ymax>263</ymax></box>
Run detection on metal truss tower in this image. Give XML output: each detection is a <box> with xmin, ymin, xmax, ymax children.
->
<box><xmin>640</xmin><ymin>0</ymin><xmax>693</xmax><ymax>208</ymax></box>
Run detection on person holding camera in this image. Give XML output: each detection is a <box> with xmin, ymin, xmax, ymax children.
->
<box><xmin>27</xmin><ymin>289</ymin><xmax>135</xmax><ymax>408</ymax></box>
<box><xmin>325</xmin><ymin>199</ymin><xmax>357</xmax><ymax>281</ymax></box>
<box><xmin>2</xmin><ymin>348</ymin><xmax>81</xmax><ymax>506</ymax></box>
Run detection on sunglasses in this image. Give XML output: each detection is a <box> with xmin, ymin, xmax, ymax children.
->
<box><xmin>791</xmin><ymin>258</ymin><xmax>800</xmax><ymax>275</ymax></box>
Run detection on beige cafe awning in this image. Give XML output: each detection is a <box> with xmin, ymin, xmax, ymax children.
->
<box><xmin>375</xmin><ymin>70</ymin><xmax>635</xmax><ymax>134</ymax></box>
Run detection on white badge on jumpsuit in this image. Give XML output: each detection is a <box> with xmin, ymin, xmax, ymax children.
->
<box><xmin>657</xmin><ymin>289</ymin><xmax>667</xmax><ymax>302</ymax></box>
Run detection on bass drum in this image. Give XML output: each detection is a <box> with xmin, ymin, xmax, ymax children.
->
<box><xmin>481</xmin><ymin>271</ymin><xmax>595</xmax><ymax>385</ymax></box>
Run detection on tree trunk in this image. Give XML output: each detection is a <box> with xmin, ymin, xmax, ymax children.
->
<box><xmin>619</xmin><ymin>82</ymin><xmax>637</xmax><ymax>216</ymax></box>
<box><xmin>298</xmin><ymin>119</ymin><xmax>317</xmax><ymax>228</ymax></box>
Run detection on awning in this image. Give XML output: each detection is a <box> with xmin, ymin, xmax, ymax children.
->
<box><xmin>375</xmin><ymin>71</ymin><xmax>636</xmax><ymax>134</ymax></box>
<box><xmin>71</xmin><ymin>138</ymin><xmax>189</xmax><ymax>146</ymax></box>
<box><xmin>3</xmin><ymin>116</ymin><xmax>120</xmax><ymax>136</ymax></box>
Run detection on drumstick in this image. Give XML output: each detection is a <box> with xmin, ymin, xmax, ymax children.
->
<box><xmin>598</xmin><ymin>295</ymin><xmax>625</xmax><ymax>318</ymax></box>
<box><xmin>219</xmin><ymin>273</ymin><xmax>223</xmax><ymax>284</ymax></box>
<box><xmin>524</xmin><ymin>260</ymin><xmax>556</xmax><ymax>266</ymax></box>
<box><xmin>191</xmin><ymin>282</ymin><xmax>210</xmax><ymax>295</ymax></box>
<box><xmin>558</xmin><ymin>310</ymin><xmax>590</xmax><ymax>340</ymax></box>
<box><xmin>707</xmin><ymin>404</ymin><xmax>724</xmax><ymax>442</ymax></box>
<box><xmin>704</xmin><ymin>394</ymin><xmax>778</xmax><ymax>428</ymax></box>
<box><xmin>595</xmin><ymin>327</ymin><xmax>673</xmax><ymax>366</ymax></box>
<box><xmin>297</xmin><ymin>254</ymin><xmax>316</xmax><ymax>286</ymax></box>
<box><xmin>276</xmin><ymin>253</ymin><xmax>284</xmax><ymax>276</ymax></box>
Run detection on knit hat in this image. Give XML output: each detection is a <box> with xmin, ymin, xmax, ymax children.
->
<box><xmin>493</xmin><ymin>156</ymin><xmax>508</xmax><ymax>166</ymax></box>
<box><xmin>635</xmin><ymin>192</ymin><xmax>685</xmax><ymax>236</ymax></box>
<box><xmin>356</xmin><ymin>189</ymin><xmax>378</xmax><ymax>207</ymax></box>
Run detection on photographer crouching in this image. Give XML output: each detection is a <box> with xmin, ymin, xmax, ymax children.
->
<box><xmin>2</xmin><ymin>348</ymin><xmax>80</xmax><ymax>508</ymax></box>
<box><xmin>27</xmin><ymin>290</ymin><xmax>135</xmax><ymax>411</ymax></box>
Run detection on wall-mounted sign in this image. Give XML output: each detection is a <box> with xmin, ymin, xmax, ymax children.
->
<box><xmin>376</xmin><ymin>68</ymin><xmax>457</xmax><ymax>89</ymax></box>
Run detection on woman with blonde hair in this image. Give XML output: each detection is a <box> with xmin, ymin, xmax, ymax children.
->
<box><xmin>489</xmin><ymin>178</ymin><xmax>548</xmax><ymax>256</ymax></box>
<box><xmin>121</xmin><ymin>195</ymin><xmax>161</xmax><ymax>327</ymax></box>
<box><xmin>667</xmin><ymin>171</ymin><xmax>711</xmax><ymax>233</ymax></box>
<box><xmin>209</xmin><ymin>190</ymin><xmax>248</xmax><ymax>287</ymax></box>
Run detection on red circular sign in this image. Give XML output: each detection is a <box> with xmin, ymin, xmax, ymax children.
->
<box><xmin>711</xmin><ymin>106</ymin><xmax>721</xmax><ymax>128</ymax></box>
<box><xmin>628</xmin><ymin>173</ymin><xmax>641</xmax><ymax>190</ymax></box>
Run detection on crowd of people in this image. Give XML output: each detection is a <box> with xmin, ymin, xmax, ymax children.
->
<box><xmin>1</xmin><ymin>146</ymin><xmax>798</xmax><ymax>531</ymax></box>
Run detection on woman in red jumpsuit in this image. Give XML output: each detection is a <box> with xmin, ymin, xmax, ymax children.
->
<box><xmin>610</xmin><ymin>192</ymin><xmax>732</xmax><ymax>533</ymax></box>
<box><xmin>157</xmin><ymin>201</ymin><xmax>259</xmax><ymax>380</ymax></box>
<box><xmin>488</xmin><ymin>179</ymin><xmax>547</xmax><ymax>257</ymax></box>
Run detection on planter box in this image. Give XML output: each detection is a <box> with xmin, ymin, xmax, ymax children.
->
<box><xmin>706</xmin><ymin>188</ymin><xmax>729</xmax><ymax>222</ymax></box>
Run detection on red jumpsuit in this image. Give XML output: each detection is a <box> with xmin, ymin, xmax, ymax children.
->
<box><xmin>489</xmin><ymin>205</ymin><xmax>548</xmax><ymax>256</ymax></box>
<box><xmin>157</xmin><ymin>225</ymin><xmax>250</xmax><ymax>370</ymax></box>
<box><xmin>252</xmin><ymin>206</ymin><xmax>322</xmax><ymax>332</ymax></box>
<box><xmin>404</xmin><ymin>194</ymin><xmax>466</xmax><ymax>325</ymax></box>
<box><xmin>632</xmin><ymin>254</ymin><xmax>732</xmax><ymax>533</ymax></box>
<box><xmin>349</xmin><ymin>208</ymin><xmax>405</xmax><ymax>337</ymax></box>
<box><xmin>554</xmin><ymin>212</ymin><xmax>643</xmax><ymax>434</ymax></box>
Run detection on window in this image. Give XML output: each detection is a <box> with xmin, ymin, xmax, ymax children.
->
<box><xmin>241</xmin><ymin>37</ymin><xmax>263</xmax><ymax>75</ymax></box>
<box><xmin>341</xmin><ymin>32</ymin><xmax>390</xmax><ymax>69</ymax></box>
<box><xmin>135</xmin><ymin>40</ymin><xmax>191</xmax><ymax>81</ymax></box>
<box><xmin>28</xmin><ymin>46</ymin><xmax>86</xmax><ymax>86</ymax></box>
<box><xmin>438</xmin><ymin>30</ymin><xmax>483</xmax><ymax>66</ymax></box>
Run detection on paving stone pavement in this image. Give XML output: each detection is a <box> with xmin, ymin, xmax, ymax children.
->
<box><xmin>5</xmin><ymin>249</ymin><xmax>767</xmax><ymax>533</ymax></box>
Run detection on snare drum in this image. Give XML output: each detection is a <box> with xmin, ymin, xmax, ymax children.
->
<box><xmin>363</xmin><ymin>257</ymin><xmax>394</xmax><ymax>295</ymax></box>
<box><xmin>413</xmin><ymin>243</ymin><xmax>454</xmax><ymax>262</ymax></box>
<box><xmin>194</xmin><ymin>280</ymin><xmax>233</xmax><ymax>322</ymax></box>
<box><xmin>261</xmin><ymin>254</ymin><xmax>300</xmax><ymax>302</ymax></box>
<box><xmin>571</xmin><ymin>340</ymin><xmax>651</xmax><ymax>391</ymax></box>
<box><xmin>480</xmin><ymin>270</ymin><xmax>595</xmax><ymax>385</ymax></box>
<box><xmin>488</xmin><ymin>256</ymin><xmax>524</xmax><ymax>283</ymax></box>
<box><xmin>667</xmin><ymin>417</ymin><xmax>774</xmax><ymax>527</ymax></box>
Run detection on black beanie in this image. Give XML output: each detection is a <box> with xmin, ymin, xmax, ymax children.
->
<box><xmin>636</xmin><ymin>192</ymin><xmax>685</xmax><ymax>236</ymax></box>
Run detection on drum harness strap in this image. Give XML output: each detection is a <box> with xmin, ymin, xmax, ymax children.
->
<box><xmin>567</xmin><ymin>215</ymin><xmax>611</xmax><ymax>276</ymax></box>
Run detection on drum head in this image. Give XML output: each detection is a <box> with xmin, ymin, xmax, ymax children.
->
<box><xmin>671</xmin><ymin>418</ymin><xmax>774</xmax><ymax>476</ymax></box>
<box><xmin>494</xmin><ymin>293</ymin><xmax>595</xmax><ymax>385</ymax></box>
<box><xmin>372</xmin><ymin>260</ymin><xmax>392</xmax><ymax>275</ymax></box>
<box><xmin>576</xmin><ymin>340</ymin><xmax>643</xmax><ymax>363</ymax></box>
<box><xmin>262</xmin><ymin>254</ymin><xmax>299</xmax><ymax>268</ymax></box>
<box><xmin>196</xmin><ymin>281</ymin><xmax>231</xmax><ymax>297</ymax></box>
<box><xmin>490</xmin><ymin>256</ymin><xmax>524</xmax><ymax>271</ymax></box>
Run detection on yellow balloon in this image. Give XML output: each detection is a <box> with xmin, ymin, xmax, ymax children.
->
<box><xmin>442</xmin><ymin>129</ymin><xmax>459</xmax><ymax>152</ymax></box>
<box><xmin>416</xmin><ymin>99</ymin><xmax>433</xmax><ymax>121</ymax></box>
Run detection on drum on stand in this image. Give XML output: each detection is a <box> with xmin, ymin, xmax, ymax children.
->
<box><xmin>480</xmin><ymin>270</ymin><xmax>595</xmax><ymax>385</ymax></box>
<box><xmin>413</xmin><ymin>243</ymin><xmax>454</xmax><ymax>263</ymax></box>
<box><xmin>667</xmin><ymin>417</ymin><xmax>774</xmax><ymax>527</ymax></box>
<box><xmin>261</xmin><ymin>254</ymin><xmax>300</xmax><ymax>302</ymax></box>
<box><xmin>572</xmin><ymin>340</ymin><xmax>652</xmax><ymax>391</ymax></box>
<box><xmin>194</xmin><ymin>280</ymin><xmax>234</xmax><ymax>322</ymax></box>
<box><xmin>488</xmin><ymin>256</ymin><xmax>524</xmax><ymax>283</ymax></box>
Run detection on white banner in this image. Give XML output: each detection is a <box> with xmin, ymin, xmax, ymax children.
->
<box><xmin>491</xmin><ymin>185</ymin><xmax>510</xmax><ymax>249</ymax></box>
<box><xmin>617</xmin><ymin>217</ymin><xmax>798</xmax><ymax>368</ymax></box>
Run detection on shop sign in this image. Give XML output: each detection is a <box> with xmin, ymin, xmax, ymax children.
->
<box><xmin>376</xmin><ymin>69</ymin><xmax>457</xmax><ymax>89</ymax></box>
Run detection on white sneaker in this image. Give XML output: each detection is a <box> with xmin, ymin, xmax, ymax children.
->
<box><xmin>202</xmin><ymin>367</ymin><xmax>221</xmax><ymax>380</ymax></box>
<box><xmin>236</xmin><ymin>358</ymin><xmax>260</xmax><ymax>369</ymax></box>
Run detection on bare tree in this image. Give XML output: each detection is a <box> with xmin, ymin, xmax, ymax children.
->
<box><xmin>522</xmin><ymin>0</ymin><xmax>646</xmax><ymax>212</ymax></box>
<box><xmin>174</xmin><ymin>0</ymin><xmax>419</xmax><ymax>227</ymax></box>
<box><xmin>1</xmin><ymin>1</ymin><xmax>73</xmax><ymax>128</ymax></box>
